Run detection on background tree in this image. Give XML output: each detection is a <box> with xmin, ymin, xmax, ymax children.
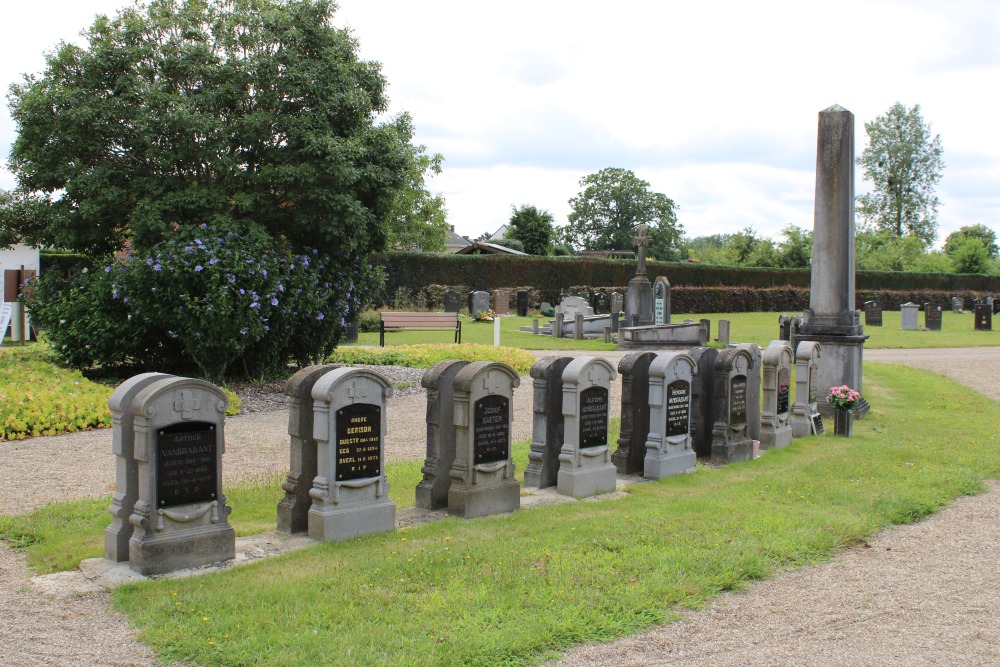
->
<box><xmin>944</xmin><ymin>224</ymin><xmax>998</xmax><ymax>259</ymax></box>
<box><xmin>385</xmin><ymin>150</ymin><xmax>449</xmax><ymax>251</ymax></box>
<box><xmin>2</xmin><ymin>0</ymin><xmax>413</xmax><ymax>256</ymax></box>
<box><xmin>564</xmin><ymin>168</ymin><xmax>682</xmax><ymax>256</ymax></box>
<box><xmin>506</xmin><ymin>204</ymin><xmax>554</xmax><ymax>255</ymax></box>
<box><xmin>856</xmin><ymin>103</ymin><xmax>945</xmax><ymax>245</ymax></box>
<box><xmin>946</xmin><ymin>236</ymin><xmax>991</xmax><ymax>274</ymax></box>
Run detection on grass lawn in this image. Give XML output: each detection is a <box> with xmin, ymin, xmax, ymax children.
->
<box><xmin>70</xmin><ymin>362</ymin><xmax>1000</xmax><ymax>666</ymax></box>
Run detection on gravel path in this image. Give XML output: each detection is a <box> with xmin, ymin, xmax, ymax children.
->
<box><xmin>0</xmin><ymin>347</ymin><xmax>997</xmax><ymax>666</ymax></box>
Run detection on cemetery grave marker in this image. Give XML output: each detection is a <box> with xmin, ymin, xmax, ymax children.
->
<box><xmin>127</xmin><ymin>376</ymin><xmax>235</xmax><ymax>575</ymax></box>
<box><xmin>443</xmin><ymin>290</ymin><xmax>461</xmax><ymax>314</ymax></box>
<box><xmin>864</xmin><ymin>301</ymin><xmax>882</xmax><ymax>326</ymax></box>
<box><xmin>952</xmin><ymin>296</ymin><xmax>963</xmax><ymax>314</ymax></box>
<box><xmin>448</xmin><ymin>362</ymin><xmax>521</xmax><ymax>518</ymax></box>
<box><xmin>517</xmin><ymin>290</ymin><xmax>529</xmax><ymax>316</ymax></box>
<box><xmin>790</xmin><ymin>341</ymin><xmax>822</xmax><ymax>438</ymax></box>
<box><xmin>415</xmin><ymin>360</ymin><xmax>470</xmax><ymax>510</ymax></box>
<box><xmin>778</xmin><ymin>315</ymin><xmax>792</xmax><ymax>342</ymax></box>
<box><xmin>732</xmin><ymin>343</ymin><xmax>762</xmax><ymax>442</ymax></box>
<box><xmin>975</xmin><ymin>303</ymin><xmax>992</xmax><ymax>331</ymax></box>
<box><xmin>924</xmin><ymin>303</ymin><xmax>942</xmax><ymax>331</ymax></box>
<box><xmin>493</xmin><ymin>289</ymin><xmax>510</xmax><ymax>315</ymax></box>
<box><xmin>612</xmin><ymin>352</ymin><xmax>657</xmax><ymax>475</ymax></box>
<box><xmin>557</xmin><ymin>356</ymin><xmax>618</xmax><ymax>498</ymax></box>
<box><xmin>710</xmin><ymin>347</ymin><xmax>755</xmax><ymax>463</ymax></box>
<box><xmin>760</xmin><ymin>341</ymin><xmax>794</xmax><ymax>450</ymax></box>
<box><xmin>900</xmin><ymin>302</ymin><xmax>919</xmax><ymax>330</ymax></box>
<box><xmin>277</xmin><ymin>364</ymin><xmax>340</xmax><ymax>534</ymax></box>
<box><xmin>469</xmin><ymin>291</ymin><xmax>491</xmax><ymax>317</ymax></box>
<box><xmin>717</xmin><ymin>319</ymin><xmax>731</xmax><ymax>346</ymax></box>
<box><xmin>644</xmin><ymin>351</ymin><xmax>698</xmax><ymax>478</ymax></box>
<box><xmin>653</xmin><ymin>276</ymin><xmax>671</xmax><ymax>325</ymax></box>
<box><xmin>687</xmin><ymin>346</ymin><xmax>720</xmax><ymax>459</ymax></box>
<box><xmin>309</xmin><ymin>368</ymin><xmax>395</xmax><ymax>541</ymax></box>
<box><xmin>524</xmin><ymin>357</ymin><xmax>575</xmax><ymax>489</ymax></box>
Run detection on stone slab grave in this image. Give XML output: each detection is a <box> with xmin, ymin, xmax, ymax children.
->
<box><xmin>308</xmin><ymin>367</ymin><xmax>395</xmax><ymax>541</ymax></box>
<box><xmin>790</xmin><ymin>340</ymin><xmax>823</xmax><ymax>437</ymax></box>
<box><xmin>493</xmin><ymin>289</ymin><xmax>510</xmax><ymax>315</ymax></box>
<box><xmin>900</xmin><ymin>302</ymin><xmax>919</xmax><ymax>330</ymax></box>
<box><xmin>644</xmin><ymin>351</ymin><xmax>698</xmax><ymax>478</ymax></box>
<box><xmin>710</xmin><ymin>347</ymin><xmax>755</xmax><ymax>464</ymax></box>
<box><xmin>975</xmin><ymin>303</ymin><xmax>992</xmax><ymax>331</ymax></box>
<box><xmin>653</xmin><ymin>276</ymin><xmax>671</xmax><ymax>325</ymax></box>
<box><xmin>760</xmin><ymin>340</ymin><xmax>794</xmax><ymax>450</ymax></box>
<box><xmin>105</xmin><ymin>372</ymin><xmax>172</xmax><ymax>562</ymax></box>
<box><xmin>415</xmin><ymin>360</ymin><xmax>470</xmax><ymax>510</ymax></box>
<box><xmin>517</xmin><ymin>290</ymin><xmax>529</xmax><ymax>316</ymax></box>
<box><xmin>732</xmin><ymin>342</ymin><xmax>762</xmax><ymax>443</ymax></box>
<box><xmin>557</xmin><ymin>356</ymin><xmax>618</xmax><ymax>498</ymax></box>
<box><xmin>448</xmin><ymin>362</ymin><xmax>521</xmax><ymax>518</ymax></box>
<box><xmin>687</xmin><ymin>346</ymin><xmax>719</xmax><ymax>460</ymax></box>
<box><xmin>952</xmin><ymin>296</ymin><xmax>963</xmax><ymax>314</ymax></box>
<box><xmin>524</xmin><ymin>356</ymin><xmax>574</xmax><ymax>489</ymax></box>
<box><xmin>617</xmin><ymin>320</ymin><xmax>708</xmax><ymax>349</ymax></box>
<box><xmin>717</xmin><ymin>319</ymin><xmax>731</xmax><ymax>346</ymax></box>
<box><xmin>125</xmin><ymin>376</ymin><xmax>235</xmax><ymax>576</ymax></box>
<box><xmin>277</xmin><ymin>364</ymin><xmax>340</xmax><ymax>535</ymax></box>
<box><xmin>469</xmin><ymin>290</ymin><xmax>491</xmax><ymax>317</ymax></box>
<box><xmin>556</xmin><ymin>295</ymin><xmax>594</xmax><ymax>319</ymax></box>
<box><xmin>443</xmin><ymin>290</ymin><xmax>461</xmax><ymax>314</ymax></box>
<box><xmin>612</xmin><ymin>351</ymin><xmax>657</xmax><ymax>475</ymax></box>
<box><xmin>864</xmin><ymin>301</ymin><xmax>882</xmax><ymax>327</ymax></box>
<box><xmin>924</xmin><ymin>303</ymin><xmax>942</xmax><ymax>331</ymax></box>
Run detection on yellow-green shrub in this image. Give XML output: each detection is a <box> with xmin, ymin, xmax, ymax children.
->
<box><xmin>329</xmin><ymin>344</ymin><xmax>536</xmax><ymax>374</ymax></box>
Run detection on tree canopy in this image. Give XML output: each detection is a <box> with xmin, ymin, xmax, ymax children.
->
<box><xmin>856</xmin><ymin>103</ymin><xmax>944</xmax><ymax>246</ymax></box>
<box><xmin>944</xmin><ymin>224</ymin><xmax>998</xmax><ymax>259</ymax></box>
<box><xmin>564</xmin><ymin>168</ymin><xmax>682</xmax><ymax>259</ymax></box>
<box><xmin>506</xmin><ymin>204</ymin><xmax>554</xmax><ymax>255</ymax></box>
<box><xmin>1</xmin><ymin>0</ymin><xmax>421</xmax><ymax>256</ymax></box>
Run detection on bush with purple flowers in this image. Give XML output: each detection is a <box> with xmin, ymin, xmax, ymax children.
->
<box><xmin>27</xmin><ymin>223</ymin><xmax>382</xmax><ymax>381</ymax></box>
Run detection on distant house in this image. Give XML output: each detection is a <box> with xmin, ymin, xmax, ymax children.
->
<box><xmin>444</xmin><ymin>226</ymin><xmax>472</xmax><ymax>253</ymax></box>
<box><xmin>455</xmin><ymin>242</ymin><xmax>528</xmax><ymax>256</ymax></box>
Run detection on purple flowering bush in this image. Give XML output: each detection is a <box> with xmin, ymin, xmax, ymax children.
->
<box><xmin>28</xmin><ymin>223</ymin><xmax>382</xmax><ymax>380</ymax></box>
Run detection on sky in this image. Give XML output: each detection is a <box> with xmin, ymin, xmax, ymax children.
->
<box><xmin>2</xmin><ymin>0</ymin><xmax>999</xmax><ymax>248</ymax></box>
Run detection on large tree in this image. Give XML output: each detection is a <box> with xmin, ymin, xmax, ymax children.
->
<box><xmin>564</xmin><ymin>168</ymin><xmax>681</xmax><ymax>257</ymax></box>
<box><xmin>385</xmin><ymin>150</ymin><xmax>449</xmax><ymax>251</ymax></box>
<box><xmin>506</xmin><ymin>204</ymin><xmax>554</xmax><ymax>255</ymax></box>
<box><xmin>856</xmin><ymin>103</ymin><xmax>945</xmax><ymax>246</ymax></box>
<box><xmin>1</xmin><ymin>0</ymin><xmax>416</xmax><ymax>256</ymax></box>
<box><xmin>944</xmin><ymin>224</ymin><xmax>998</xmax><ymax>259</ymax></box>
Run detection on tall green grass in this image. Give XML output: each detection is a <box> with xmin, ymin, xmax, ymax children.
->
<box><xmin>107</xmin><ymin>363</ymin><xmax>999</xmax><ymax>667</ymax></box>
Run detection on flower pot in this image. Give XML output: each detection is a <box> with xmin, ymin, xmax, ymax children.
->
<box><xmin>834</xmin><ymin>409</ymin><xmax>853</xmax><ymax>437</ymax></box>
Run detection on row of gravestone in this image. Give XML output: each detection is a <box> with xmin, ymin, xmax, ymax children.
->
<box><xmin>951</xmin><ymin>296</ymin><xmax>999</xmax><ymax>314</ymax></box>
<box><xmin>899</xmin><ymin>302</ymin><xmax>993</xmax><ymax>331</ymax></box>
<box><xmin>104</xmin><ymin>341</ymin><xmax>825</xmax><ymax>576</ymax></box>
<box><xmin>446</xmin><ymin>290</ymin><xmax>528</xmax><ymax>317</ymax></box>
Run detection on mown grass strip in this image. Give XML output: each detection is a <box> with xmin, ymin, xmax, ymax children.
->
<box><xmin>106</xmin><ymin>363</ymin><xmax>999</xmax><ymax>667</ymax></box>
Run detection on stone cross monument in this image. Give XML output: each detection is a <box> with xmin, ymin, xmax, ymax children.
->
<box><xmin>796</xmin><ymin>104</ymin><xmax>869</xmax><ymax>417</ymax></box>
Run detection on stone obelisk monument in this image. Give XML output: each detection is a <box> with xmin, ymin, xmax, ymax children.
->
<box><xmin>797</xmin><ymin>105</ymin><xmax>869</xmax><ymax>417</ymax></box>
<box><xmin>623</xmin><ymin>223</ymin><xmax>654</xmax><ymax>327</ymax></box>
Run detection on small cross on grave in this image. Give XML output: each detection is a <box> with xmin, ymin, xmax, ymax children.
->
<box><xmin>483</xmin><ymin>371</ymin><xmax>504</xmax><ymax>395</ymax></box>
<box><xmin>347</xmin><ymin>382</ymin><xmax>370</xmax><ymax>403</ymax></box>
<box><xmin>173</xmin><ymin>390</ymin><xmax>201</xmax><ymax>419</ymax></box>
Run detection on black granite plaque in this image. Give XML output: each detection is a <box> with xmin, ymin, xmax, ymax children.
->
<box><xmin>579</xmin><ymin>386</ymin><xmax>609</xmax><ymax>448</ymax></box>
<box><xmin>864</xmin><ymin>301</ymin><xmax>882</xmax><ymax>327</ymax></box>
<box><xmin>335</xmin><ymin>403</ymin><xmax>381</xmax><ymax>481</ymax></box>
<box><xmin>811</xmin><ymin>413</ymin><xmax>824</xmax><ymax>436</ymax></box>
<box><xmin>777</xmin><ymin>367</ymin><xmax>790</xmax><ymax>415</ymax></box>
<box><xmin>975</xmin><ymin>304</ymin><xmax>992</xmax><ymax>331</ymax></box>
<box><xmin>808</xmin><ymin>365</ymin><xmax>817</xmax><ymax>403</ymax></box>
<box><xmin>730</xmin><ymin>375</ymin><xmax>747</xmax><ymax>425</ymax></box>
<box><xmin>665</xmin><ymin>380</ymin><xmax>690</xmax><ymax>437</ymax></box>
<box><xmin>924</xmin><ymin>304</ymin><xmax>942</xmax><ymax>331</ymax></box>
<box><xmin>474</xmin><ymin>395</ymin><xmax>509</xmax><ymax>464</ymax></box>
<box><xmin>444</xmin><ymin>290</ymin><xmax>461</xmax><ymax>313</ymax></box>
<box><xmin>517</xmin><ymin>290</ymin><xmax>529</xmax><ymax>316</ymax></box>
<box><xmin>156</xmin><ymin>421</ymin><xmax>217</xmax><ymax>508</ymax></box>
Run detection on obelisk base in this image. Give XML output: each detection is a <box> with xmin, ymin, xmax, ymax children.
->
<box><xmin>794</xmin><ymin>333</ymin><xmax>870</xmax><ymax>419</ymax></box>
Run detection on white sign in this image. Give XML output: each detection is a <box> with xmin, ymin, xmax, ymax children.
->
<box><xmin>0</xmin><ymin>302</ymin><xmax>11</xmax><ymax>346</ymax></box>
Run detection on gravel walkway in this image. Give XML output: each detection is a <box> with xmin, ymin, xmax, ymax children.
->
<box><xmin>0</xmin><ymin>347</ymin><xmax>997</xmax><ymax>666</ymax></box>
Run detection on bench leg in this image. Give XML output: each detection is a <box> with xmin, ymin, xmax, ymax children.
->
<box><xmin>380</xmin><ymin>322</ymin><xmax>385</xmax><ymax>347</ymax></box>
<box><xmin>456</xmin><ymin>321</ymin><xmax>461</xmax><ymax>344</ymax></box>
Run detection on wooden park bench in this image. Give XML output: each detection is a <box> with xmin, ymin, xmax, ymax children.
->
<box><xmin>379</xmin><ymin>311</ymin><xmax>462</xmax><ymax>347</ymax></box>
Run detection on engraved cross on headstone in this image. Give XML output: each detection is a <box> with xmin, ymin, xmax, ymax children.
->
<box><xmin>483</xmin><ymin>371</ymin><xmax>504</xmax><ymax>394</ymax></box>
<box><xmin>347</xmin><ymin>382</ymin><xmax>370</xmax><ymax>403</ymax></box>
<box><xmin>587</xmin><ymin>366</ymin><xmax>603</xmax><ymax>384</ymax></box>
<box><xmin>632</xmin><ymin>222</ymin><xmax>651</xmax><ymax>276</ymax></box>
<box><xmin>174</xmin><ymin>390</ymin><xmax>201</xmax><ymax>419</ymax></box>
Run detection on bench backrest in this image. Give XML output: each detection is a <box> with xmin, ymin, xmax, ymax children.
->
<box><xmin>381</xmin><ymin>312</ymin><xmax>458</xmax><ymax>327</ymax></box>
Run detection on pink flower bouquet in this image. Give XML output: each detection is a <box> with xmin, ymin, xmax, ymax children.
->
<box><xmin>826</xmin><ymin>385</ymin><xmax>861</xmax><ymax>411</ymax></box>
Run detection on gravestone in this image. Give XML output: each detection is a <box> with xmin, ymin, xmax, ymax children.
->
<box><xmin>415</xmin><ymin>360</ymin><xmax>470</xmax><ymax>510</ymax></box>
<box><xmin>644</xmin><ymin>351</ymin><xmax>698</xmax><ymax>478</ymax></box>
<box><xmin>732</xmin><ymin>343</ymin><xmax>762</xmax><ymax>442</ymax></box>
<box><xmin>653</xmin><ymin>276</ymin><xmax>671</xmax><ymax>325</ymax></box>
<box><xmin>493</xmin><ymin>289</ymin><xmax>510</xmax><ymax>315</ymax></box>
<box><xmin>991</xmin><ymin>297</ymin><xmax>1000</xmax><ymax>315</ymax></box>
<box><xmin>952</xmin><ymin>296</ymin><xmax>963</xmax><ymax>314</ymax></box>
<box><xmin>556</xmin><ymin>295</ymin><xmax>594</xmax><ymax>319</ymax></box>
<box><xmin>105</xmin><ymin>372</ymin><xmax>172</xmax><ymax>562</ymax></box>
<box><xmin>613</xmin><ymin>351</ymin><xmax>657</xmax><ymax>475</ymax></box>
<box><xmin>553</xmin><ymin>312</ymin><xmax>565</xmax><ymax>338</ymax></box>
<box><xmin>687</xmin><ymin>346</ymin><xmax>719</xmax><ymax>459</ymax></box>
<box><xmin>717</xmin><ymin>320</ymin><xmax>731</xmax><ymax>346</ymax></box>
<box><xmin>701</xmin><ymin>319</ymin><xmax>712</xmax><ymax>344</ymax></box>
<box><xmin>594</xmin><ymin>291</ymin><xmax>610</xmax><ymax>315</ymax></box>
<box><xmin>624</xmin><ymin>223</ymin><xmax>654</xmax><ymax>327</ymax></box>
<box><xmin>864</xmin><ymin>301</ymin><xmax>882</xmax><ymax>327</ymax></box>
<box><xmin>277</xmin><ymin>364</ymin><xmax>340</xmax><ymax>534</ymax></box>
<box><xmin>610</xmin><ymin>292</ymin><xmax>623</xmax><ymax>317</ymax></box>
<box><xmin>710</xmin><ymin>347</ymin><xmax>755</xmax><ymax>463</ymax></box>
<box><xmin>127</xmin><ymin>376</ymin><xmax>234</xmax><ymax>575</ymax></box>
<box><xmin>309</xmin><ymin>368</ymin><xmax>395</xmax><ymax>541</ymax></box>
<box><xmin>975</xmin><ymin>303</ymin><xmax>992</xmax><ymax>331</ymax></box>
<box><xmin>557</xmin><ymin>356</ymin><xmax>618</xmax><ymax>498</ymax></box>
<box><xmin>517</xmin><ymin>290</ymin><xmax>529</xmax><ymax>316</ymax></box>
<box><xmin>788</xmin><ymin>316</ymin><xmax>804</xmax><ymax>353</ymax></box>
<box><xmin>469</xmin><ymin>291</ymin><xmax>491</xmax><ymax>317</ymax></box>
<box><xmin>524</xmin><ymin>356</ymin><xmax>574</xmax><ymax>489</ymax></box>
<box><xmin>760</xmin><ymin>341</ymin><xmax>794</xmax><ymax>450</ymax></box>
<box><xmin>924</xmin><ymin>303</ymin><xmax>942</xmax><ymax>331</ymax></box>
<box><xmin>443</xmin><ymin>290</ymin><xmax>461</xmax><ymax>314</ymax></box>
<box><xmin>900</xmin><ymin>302</ymin><xmax>919</xmax><ymax>330</ymax></box>
<box><xmin>790</xmin><ymin>341</ymin><xmax>822</xmax><ymax>438</ymax></box>
<box><xmin>778</xmin><ymin>315</ymin><xmax>792</xmax><ymax>342</ymax></box>
<box><xmin>448</xmin><ymin>362</ymin><xmax>521</xmax><ymax>518</ymax></box>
